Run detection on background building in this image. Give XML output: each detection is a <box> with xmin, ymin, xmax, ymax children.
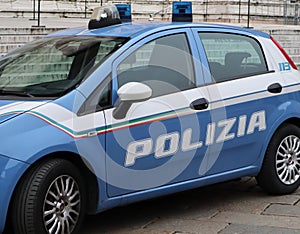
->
<box><xmin>1</xmin><ymin>0</ymin><xmax>300</xmax><ymax>66</ymax></box>
<box><xmin>1</xmin><ymin>0</ymin><xmax>300</xmax><ymax>25</ymax></box>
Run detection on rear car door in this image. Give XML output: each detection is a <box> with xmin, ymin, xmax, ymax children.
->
<box><xmin>192</xmin><ymin>28</ymin><xmax>287</xmax><ymax>175</ymax></box>
<box><xmin>104</xmin><ymin>29</ymin><xmax>212</xmax><ymax>197</ymax></box>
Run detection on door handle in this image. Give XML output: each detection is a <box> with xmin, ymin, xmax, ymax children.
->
<box><xmin>268</xmin><ymin>83</ymin><xmax>282</xmax><ymax>94</ymax></box>
<box><xmin>190</xmin><ymin>98</ymin><xmax>209</xmax><ymax>110</ymax></box>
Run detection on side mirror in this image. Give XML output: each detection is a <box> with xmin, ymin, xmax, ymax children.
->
<box><xmin>113</xmin><ymin>82</ymin><xmax>152</xmax><ymax>119</ymax></box>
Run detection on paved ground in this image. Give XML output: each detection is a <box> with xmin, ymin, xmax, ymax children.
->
<box><xmin>81</xmin><ymin>177</ymin><xmax>300</xmax><ymax>234</ymax></box>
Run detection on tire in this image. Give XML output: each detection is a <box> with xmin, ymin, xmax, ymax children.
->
<box><xmin>11</xmin><ymin>158</ymin><xmax>86</xmax><ymax>234</ymax></box>
<box><xmin>256</xmin><ymin>124</ymin><xmax>300</xmax><ymax>194</ymax></box>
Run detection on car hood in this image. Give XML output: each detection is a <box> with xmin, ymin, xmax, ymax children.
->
<box><xmin>0</xmin><ymin>100</ymin><xmax>47</xmax><ymax>124</ymax></box>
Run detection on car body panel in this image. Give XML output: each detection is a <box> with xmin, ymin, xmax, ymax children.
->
<box><xmin>0</xmin><ymin>156</ymin><xmax>29</xmax><ymax>232</ymax></box>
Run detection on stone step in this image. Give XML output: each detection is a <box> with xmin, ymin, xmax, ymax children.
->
<box><xmin>0</xmin><ymin>27</ymin><xmax>65</xmax><ymax>55</ymax></box>
<box><xmin>284</xmin><ymin>48</ymin><xmax>300</xmax><ymax>55</ymax></box>
<box><xmin>272</xmin><ymin>37</ymin><xmax>300</xmax><ymax>42</ymax></box>
<box><xmin>278</xmin><ymin>43</ymin><xmax>300</xmax><ymax>49</ymax></box>
<box><xmin>0</xmin><ymin>35</ymin><xmax>41</xmax><ymax>44</ymax></box>
<box><xmin>0</xmin><ymin>28</ymin><xmax>61</xmax><ymax>35</ymax></box>
<box><xmin>0</xmin><ymin>44</ymin><xmax>23</xmax><ymax>54</ymax></box>
<box><xmin>290</xmin><ymin>55</ymin><xmax>300</xmax><ymax>63</ymax></box>
<box><xmin>271</xmin><ymin>35</ymin><xmax>300</xmax><ymax>41</ymax></box>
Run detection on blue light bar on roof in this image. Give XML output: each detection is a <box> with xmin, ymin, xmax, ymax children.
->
<box><xmin>116</xmin><ymin>4</ymin><xmax>132</xmax><ymax>22</ymax></box>
<box><xmin>88</xmin><ymin>5</ymin><xmax>122</xmax><ymax>30</ymax></box>
<box><xmin>172</xmin><ymin>1</ymin><xmax>192</xmax><ymax>22</ymax></box>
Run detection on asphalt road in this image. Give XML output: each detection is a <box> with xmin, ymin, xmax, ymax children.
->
<box><xmin>81</xmin><ymin>177</ymin><xmax>300</xmax><ymax>234</ymax></box>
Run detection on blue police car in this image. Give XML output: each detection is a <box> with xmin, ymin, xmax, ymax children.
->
<box><xmin>1</xmin><ymin>3</ymin><xmax>300</xmax><ymax>233</ymax></box>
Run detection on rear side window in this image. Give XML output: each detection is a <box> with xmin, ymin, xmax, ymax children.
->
<box><xmin>198</xmin><ymin>32</ymin><xmax>268</xmax><ymax>83</ymax></box>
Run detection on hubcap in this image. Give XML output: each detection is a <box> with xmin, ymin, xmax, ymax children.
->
<box><xmin>43</xmin><ymin>175</ymin><xmax>81</xmax><ymax>234</ymax></box>
<box><xmin>276</xmin><ymin>135</ymin><xmax>300</xmax><ymax>185</ymax></box>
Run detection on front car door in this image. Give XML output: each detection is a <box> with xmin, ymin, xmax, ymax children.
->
<box><xmin>104</xmin><ymin>29</ymin><xmax>212</xmax><ymax>197</ymax></box>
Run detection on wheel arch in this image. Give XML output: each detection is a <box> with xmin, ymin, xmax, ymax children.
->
<box><xmin>7</xmin><ymin>151</ymin><xmax>99</xmax><ymax>223</ymax></box>
<box><xmin>256</xmin><ymin>116</ymin><xmax>300</xmax><ymax>172</ymax></box>
<box><xmin>280</xmin><ymin>117</ymin><xmax>300</xmax><ymax>129</ymax></box>
<box><xmin>52</xmin><ymin>151</ymin><xmax>100</xmax><ymax>214</ymax></box>
<box><xmin>269</xmin><ymin>117</ymin><xmax>300</xmax><ymax>140</ymax></box>
<box><xmin>256</xmin><ymin>120</ymin><xmax>300</xmax><ymax>194</ymax></box>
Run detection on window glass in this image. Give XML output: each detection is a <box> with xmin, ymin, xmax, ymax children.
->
<box><xmin>198</xmin><ymin>32</ymin><xmax>268</xmax><ymax>82</ymax></box>
<box><xmin>79</xmin><ymin>77</ymin><xmax>112</xmax><ymax>115</ymax></box>
<box><xmin>0</xmin><ymin>36</ymin><xmax>127</xmax><ymax>98</ymax></box>
<box><xmin>117</xmin><ymin>33</ymin><xmax>195</xmax><ymax>98</ymax></box>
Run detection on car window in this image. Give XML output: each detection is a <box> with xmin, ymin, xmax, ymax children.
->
<box><xmin>198</xmin><ymin>32</ymin><xmax>268</xmax><ymax>83</ymax></box>
<box><xmin>0</xmin><ymin>36</ymin><xmax>127</xmax><ymax>98</ymax></box>
<box><xmin>78</xmin><ymin>75</ymin><xmax>112</xmax><ymax>115</ymax></box>
<box><xmin>117</xmin><ymin>33</ymin><xmax>195</xmax><ymax>98</ymax></box>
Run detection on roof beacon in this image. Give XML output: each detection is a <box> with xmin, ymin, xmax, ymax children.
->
<box><xmin>88</xmin><ymin>5</ymin><xmax>122</xmax><ymax>30</ymax></box>
<box><xmin>172</xmin><ymin>1</ymin><xmax>192</xmax><ymax>22</ymax></box>
<box><xmin>116</xmin><ymin>4</ymin><xmax>132</xmax><ymax>22</ymax></box>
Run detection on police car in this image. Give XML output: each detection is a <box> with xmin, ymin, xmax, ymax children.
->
<box><xmin>1</xmin><ymin>2</ymin><xmax>300</xmax><ymax>233</ymax></box>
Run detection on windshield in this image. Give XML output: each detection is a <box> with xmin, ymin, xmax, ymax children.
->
<box><xmin>0</xmin><ymin>36</ymin><xmax>127</xmax><ymax>98</ymax></box>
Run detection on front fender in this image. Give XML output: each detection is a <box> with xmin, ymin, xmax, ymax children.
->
<box><xmin>0</xmin><ymin>155</ymin><xmax>29</xmax><ymax>233</ymax></box>
<box><xmin>0</xmin><ymin>112</ymin><xmax>78</xmax><ymax>163</ymax></box>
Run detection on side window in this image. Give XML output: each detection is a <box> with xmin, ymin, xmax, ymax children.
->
<box><xmin>78</xmin><ymin>76</ymin><xmax>112</xmax><ymax>115</ymax></box>
<box><xmin>117</xmin><ymin>33</ymin><xmax>195</xmax><ymax>98</ymax></box>
<box><xmin>198</xmin><ymin>32</ymin><xmax>268</xmax><ymax>82</ymax></box>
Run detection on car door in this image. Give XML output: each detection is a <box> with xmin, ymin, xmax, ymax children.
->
<box><xmin>104</xmin><ymin>29</ymin><xmax>212</xmax><ymax>197</ymax></box>
<box><xmin>192</xmin><ymin>28</ymin><xmax>286</xmax><ymax>176</ymax></box>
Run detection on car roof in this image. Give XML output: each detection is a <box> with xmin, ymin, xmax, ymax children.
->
<box><xmin>48</xmin><ymin>22</ymin><xmax>270</xmax><ymax>39</ymax></box>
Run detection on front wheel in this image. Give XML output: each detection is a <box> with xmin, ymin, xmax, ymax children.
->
<box><xmin>256</xmin><ymin>124</ymin><xmax>300</xmax><ymax>194</ymax></box>
<box><xmin>11</xmin><ymin>158</ymin><xmax>86</xmax><ymax>234</ymax></box>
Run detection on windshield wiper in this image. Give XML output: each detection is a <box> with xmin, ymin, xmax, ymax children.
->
<box><xmin>0</xmin><ymin>90</ymin><xmax>35</xmax><ymax>98</ymax></box>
